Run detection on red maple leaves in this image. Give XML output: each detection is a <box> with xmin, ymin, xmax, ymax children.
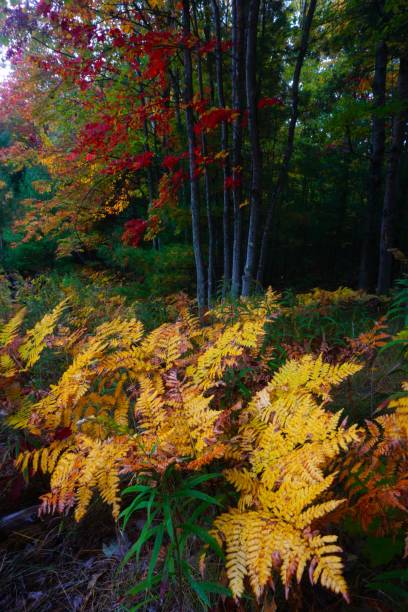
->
<box><xmin>258</xmin><ymin>96</ymin><xmax>283</xmax><ymax>109</ymax></box>
<box><xmin>121</xmin><ymin>219</ymin><xmax>148</xmax><ymax>247</ymax></box>
<box><xmin>194</xmin><ymin>107</ymin><xmax>240</xmax><ymax>135</ymax></box>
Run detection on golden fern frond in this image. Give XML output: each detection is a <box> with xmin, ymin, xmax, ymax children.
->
<box><xmin>19</xmin><ymin>299</ymin><xmax>68</xmax><ymax>367</ymax></box>
<box><xmin>0</xmin><ymin>352</ymin><xmax>18</xmax><ymax>378</ymax></box>
<box><xmin>6</xmin><ymin>397</ymin><xmax>32</xmax><ymax>429</ymax></box>
<box><xmin>135</xmin><ymin>376</ymin><xmax>165</xmax><ymax>436</ymax></box>
<box><xmin>0</xmin><ymin>307</ymin><xmax>26</xmax><ymax>346</ymax></box>
<box><xmin>193</xmin><ymin>319</ymin><xmax>265</xmax><ymax>391</ymax></box>
<box><xmin>93</xmin><ymin>317</ymin><xmax>144</xmax><ymax>349</ymax></box>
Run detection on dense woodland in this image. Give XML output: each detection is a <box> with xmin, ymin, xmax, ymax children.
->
<box><xmin>0</xmin><ymin>1</ymin><xmax>408</xmax><ymax>611</ymax></box>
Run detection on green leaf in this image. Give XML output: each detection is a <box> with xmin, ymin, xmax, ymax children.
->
<box><xmin>190</xmin><ymin>501</ymin><xmax>212</xmax><ymax>524</ymax></box>
<box><xmin>199</xmin><ymin>581</ymin><xmax>232</xmax><ymax>596</ymax></box>
<box><xmin>188</xmin><ymin>578</ymin><xmax>210</xmax><ymax>607</ymax></box>
<box><xmin>163</xmin><ymin>544</ymin><xmax>176</xmax><ymax>576</ymax></box>
<box><xmin>363</xmin><ymin>535</ymin><xmax>404</xmax><ymax>567</ymax></box>
<box><xmin>122</xmin><ymin>500</ymin><xmax>157</xmax><ymax>529</ymax></box>
<box><xmin>182</xmin><ymin>523</ymin><xmax>224</xmax><ymax>558</ymax></box>
<box><xmin>122</xmin><ymin>484</ymin><xmax>152</xmax><ymax>496</ymax></box>
<box><xmin>126</xmin><ymin>573</ymin><xmax>162</xmax><ymax>596</ymax></box>
<box><xmin>380</xmin><ymin>338</ymin><xmax>408</xmax><ymax>353</ymax></box>
<box><xmin>173</xmin><ymin>489</ymin><xmax>222</xmax><ymax>506</ymax></box>
<box><xmin>146</xmin><ymin>490</ymin><xmax>156</xmax><ymax>522</ymax></box>
<box><xmin>120</xmin><ymin>525</ymin><xmax>157</xmax><ymax>567</ymax></box>
<box><xmin>183</xmin><ymin>472</ymin><xmax>222</xmax><ymax>489</ymax></box>
<box><xmin>120</xmin><ymin>491</ymin><xmax>151</xmax><ymax>527</ymax></box>
<box><xmin>147</xmin><ymin>523</ymin><xmax>165</xmax><ymax>582</ymax></box>
<box><xmin>162</xmin><ymin>498</ymin><xmax>175</xmax><ymax>542</ymax></box>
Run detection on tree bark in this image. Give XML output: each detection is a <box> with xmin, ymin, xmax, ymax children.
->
<box><xmin>230</xmin><ymin>0</ymin><xmax>246</xmax><ymax>297</ymax></box>
<box><xmin>359</xmin><ymin>39</ymin><xmax>388</xmax><ymax>290</ymax></box>
<box><xmin>256</xmin><ymin>0</ymin><xmax>317</xmax><ymax>287</ymax></box>
<box><xmin>193</xmin><ymin>1</ymin><xmax>216</xmax><ymax>306</ymax></box>
<box><xmin>377</xmin><ymin>52</ymin><xmax>408</xmax><ymax>294</ymax></box>
<box><xmin>182</xmin><ymin>0</ymin><xmax>206</xmax><ymax>311</ymax></box>
<box><xmin>211</xmin><ymin>0</ymin><xmax>232</xmax><ymax>294</ymax></box>
<box><xmin>241</xmin><ymin>0</ymin><xmax>262</xmax><ymax>297</ymax></box>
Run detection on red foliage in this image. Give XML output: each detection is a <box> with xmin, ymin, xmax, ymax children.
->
<box><xmin>102</xmin><ymin>151</ymin><xmax>154</xmax><ymax>175</ymax></box>
<box><xmin>224</xmin><ymin>175</ymin><xmax>242</xmax><ymax>191</ymax></box>
<box><xmin>121</xmin><ymin>219</ymin><xmax>148</xmax><ymax>247</ymax></box>
<box><xmin>194</xmin><ymin>107</ymin><xmax>240</xmax><ymax>135</ymax></box>
<box><xmin>162</xmin><ymin>152</ymin><xmax>188</xmax><ymax>170</ymax></box>
<box><xmin>258</xmin><ymin>96</ymin><xmax>283</xmax><ymax>109</ymax></box>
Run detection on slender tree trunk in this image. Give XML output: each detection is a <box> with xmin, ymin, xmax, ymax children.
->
<box><xmin>211</xmin><ymin>0</ymin><xmax>232</xmax><ymax>293</ymax></box>
<box><xmin>169</xmin><ymin>66</ymin><xmax>189</xmax><ymax>213</ymax></box>
<box><xmin>241</xmin><ymin>0</ymin><xmax>262</xmax><ymax>296</ymax></box>
<box><xmin>182</xmin><ymin>0</ymin><xmax>206</xmax><ymax>311</ymax></box>
<box><xmin>193</xmin><ymin>1</ymin><xmax>215</xmax><ymax>306</ymax></box>
<box><xmin>231</xmin><ymin>0</ymin><xmax>246</xmax><ymax>297</ymax></box>
<box><xmin>359</xmin><ymin>39</ymin><xmax>388</xmax><ymax>290</ymax></box>
<box><xmin>136</xmin><ymin>69</ymin><xmax>159</xmax><ymax>250</ymax></box>
<box><xmin>256</xmin><ymin>0</ymin><xmax>317</xmax><ymax>287</ymax></box>
<box><xmin>377</xmin><ymin>53</ymin><xmax>408</xmax><ymax>294</ymax></box>
<box><xmin>204</xmin><ymin>1</ymin><xmax>216</xmax><ymax>106</ymax></box>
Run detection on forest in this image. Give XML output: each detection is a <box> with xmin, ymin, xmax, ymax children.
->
<box><xmin>0</xmin><ymin>0</ymin><xmax>407</xmax><ymax>610</ymax></box>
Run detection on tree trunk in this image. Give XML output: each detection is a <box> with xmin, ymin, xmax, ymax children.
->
<box><xmin>211</xmin><ymin>0</ymin><xmax>232</xmax><ymax>293</ymax></box>
<box><xmin>359</xmin><ymin>39</ymin><xmax>388</xmax><ymax>290</ymax></box>
<box><xmin>241</xmin><ymin>0</ymin><xmax>262</xmax><ymax>297</ymax></box>
<box><xmin>256</xmin><ymin>0</ymin><xmax>317</xmax><ymax>287</ymax></box>
<box><xmin>182</xmin><ymin>0</ymin><xmax>206</xmax><ymax>311</ymax></box>
<box><xmin>169</xmin><ymin>66</ymin><xmax>189</xmax><ymax>213</ymax></box>
<box><xmin>231</xmin><ymin>0</ymin><xmax>246</xmax><ymax>297</ymax></box>
<box><xmin>194</xmin><ymin>1</ymin><xmax>216</xmax><ymax>306</ymax></box>
<box><xmin>377</xmin><ymin>52</ymin><xmax>408</xmax><ymax>294</ymax></box>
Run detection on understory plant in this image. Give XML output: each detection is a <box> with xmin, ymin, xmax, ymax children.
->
<box><xmin>2</xmin><ymin>287</ymin><xmax>407</xmax><ymax>609</ymax></box>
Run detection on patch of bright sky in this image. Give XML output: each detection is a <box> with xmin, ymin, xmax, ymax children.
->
<box><xmin>0</xmin><ymin>57</ymin><xmax>11</xmax><ymax>82</ymax></box>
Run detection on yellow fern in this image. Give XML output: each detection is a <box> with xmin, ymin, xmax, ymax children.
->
<box><xmin>19</xmin><ymin>299</ymin><xmax>68</xmax><ymax>367</ymax></box>
<box><xmin>214</xmin><ymin>354</ymin><xmax>361</xmax><ymax>601</ymax></box>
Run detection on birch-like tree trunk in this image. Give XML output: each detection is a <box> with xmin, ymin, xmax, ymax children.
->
<box><xmin>182</xmin><ymin>0</ymin><xmax>206</xmax><ymax>311</ymax></box>
<box><xmin>211</xmin><ymin>0</ymin><xmax>231</xmax><ymax>293</ymax></box>
<box><xmin>241</xmin><ymin>0</ymin><xmax>262</xmax><ymax>297</ymax></box>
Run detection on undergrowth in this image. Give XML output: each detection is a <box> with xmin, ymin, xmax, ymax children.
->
<box><xmin>0</xmin><ymin>277</ymin><xmax>407</xmax><ymax>611</ymax></box>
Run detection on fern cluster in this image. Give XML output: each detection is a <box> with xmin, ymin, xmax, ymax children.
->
<box><xmin>341</xmin><ymin>380</ymin><xmax>408</xmax><ymax>538</ymax></box>
<box><xmin>212</xmin><ymin>355</ymin><xmax>361</xmax><ymax>600</ymax></box>
<box><xmin>5</xmin><ymin>287</ymin><xmax>408</xmax><ymax>605</ymax></box>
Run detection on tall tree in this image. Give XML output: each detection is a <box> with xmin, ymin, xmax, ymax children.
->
<box><xmin>231</xmin><ymin>0</ymin><xmax>247</xmax><ymax>297</ymax></box>
<box><xmin>182</xmin><ymin>0</ymin><xmax>206</xmax><ymax>310</ymax></box>
<box><xmin>377</xmin><ymin>51</ymin><xmax>408</xmax><ymax>294</ymax></box>
<box><xmin>211</xmin><ymin>0</ymin><xmax>231</xmax><ymax>293</ymax></box>
<box><xmin>359</xmin><ymin>1</ymin><xmax>387</xmax><ymax>290</ymax></box>
<box><xmin>241</xmin><ymin>0</ymin><xmax>262</xmax><ymax>296</ymax></box>
<box><xmin>193</xmin><ymin>1</ymin><xmax>215</xmax><ymax>306</ymax></box>
<box><xmin>256</xmin><ymin>0</ymin><xmax>317</xmax><ymax>287</ymax></box>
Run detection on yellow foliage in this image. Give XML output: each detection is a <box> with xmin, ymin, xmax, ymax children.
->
<box><xmin>19</xmin><ymin>299</ymin><xmax>68</xmax><ymax>367</ymax></box>
<box><xmin>296</xmin><ymin>286</ymin><xmax>372</xmax><ymax>306</ymax></box>
<box><xmin>213</xmin><ymin>354</ymin><xmax>360</xmax><ymax>601</ymax></box>
<box><xmin>0</xmin><ymin>308</ymin><xmax>26</xmax><ymax>347</ymax></box>
<box><xmin>8</xmin><ymin>288</ymin><xmax>407</xmax><ymax>604</ymax></box>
